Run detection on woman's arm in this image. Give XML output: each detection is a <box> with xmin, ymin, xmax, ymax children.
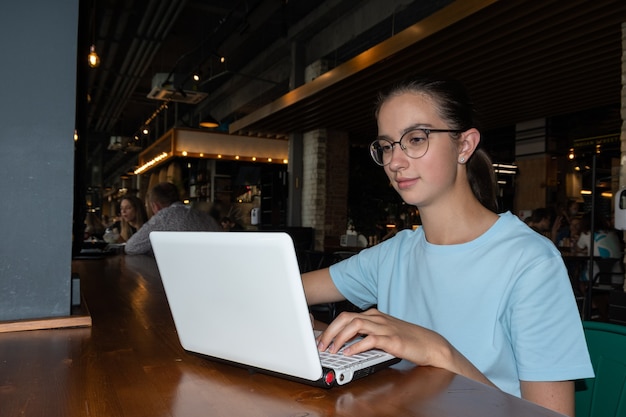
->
<box><xmin>316</xmin><ymin>308</ymin><xmax>494</xmax><ymax>387</ymax></box>
<box><xmin>301</xmin><ymin>268</ymin><xmax>346</xmax><ymax>306</ymax></box>
<box><xmin>521</xmin><ymin>380</ymin><xmax>574</xmax><ymax>417</ymax></box>
<box><xmin>317</xmin><ymin>308</ymin><xmax>575</xmax><ymax>416</ymax></box>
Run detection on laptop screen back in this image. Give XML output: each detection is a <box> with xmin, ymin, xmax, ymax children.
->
<box><xmin>150</xmin><ymin>231</ymin><xmax>323</xmax><ymax>381</ymax></box>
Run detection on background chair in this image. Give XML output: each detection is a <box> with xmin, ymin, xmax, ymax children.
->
<box><xmin>582</xmin><ymin>257</ymin><xmax>624</xmax><ymax>320</ymax></box>
<box><xmin>608</xmin><ymin>290</ymin><xmax>626</xmax><ymax>325</ymax></box>
<box><xmin>575</xmin><ymin>321</ymin><xmax>626</xmax><ymax>417</ymax></box>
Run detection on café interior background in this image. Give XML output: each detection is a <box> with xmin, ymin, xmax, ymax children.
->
<box><xmin>77</xmin><ymin>0</ymin><xmax>626</xmax><ymax>243</ymax></box>
<box><xmin>1</xmin><ymin>0</ymin><xmax>626</xmax><ymax>323</ymax></box>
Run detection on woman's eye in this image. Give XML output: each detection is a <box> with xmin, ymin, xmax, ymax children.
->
<box><xmin>379</xmin><ymin>143</ymin><xmax>393</xmax><ymax>152</ymax></box>
<box><xmin>406</xmin><ymin>134</ymin><xmax>426</xmax><ymax>146</ymax></box>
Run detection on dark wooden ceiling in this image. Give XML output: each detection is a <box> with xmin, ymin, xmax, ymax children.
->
<box><xmin>82</xmin><ymin>0</ymin><xmax>626</xmax><ymax>183</ymax></box>
<box><xmin>229</xmin><ymin>0</ymin><xmax>626</xmax><ymax>145</ymax></box>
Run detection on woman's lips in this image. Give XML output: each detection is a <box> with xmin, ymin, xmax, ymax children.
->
<box><xmin>395</xmin><ymin>177</ymin><xmax>418</xmax><ymax>190</ymax></box>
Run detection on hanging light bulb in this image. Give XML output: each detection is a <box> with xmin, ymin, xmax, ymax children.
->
<box><xmin>88</xmin><ymin>44</ymin><xmax>100</xmax><ymax>68</ymax></box>
<box><xmin>568</xmin><ymin>148</ymin><xmax>575</xmax><ymax>160</ymax></box>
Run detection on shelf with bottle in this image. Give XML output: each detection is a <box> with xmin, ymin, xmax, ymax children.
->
<box><xmin>187</xmin><ymin>159</ymin><xmax>212</xmax><ymax>201</ymax></box>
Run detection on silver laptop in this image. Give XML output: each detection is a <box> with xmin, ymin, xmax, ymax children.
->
<box><xmin>149</xmin><ymin>231</ymin><xmax>399</xmax><ymax>388</ymax></box>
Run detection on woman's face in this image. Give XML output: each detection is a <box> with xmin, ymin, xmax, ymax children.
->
<box><xmin>377</xmin><ymin>92</ymin><xmax>460</xmax><ymax>208</ymax></box>
<box><xmin>120</xmin><ymin>199</ymin><xmax>137</xmax><ymax>223</ymax></box>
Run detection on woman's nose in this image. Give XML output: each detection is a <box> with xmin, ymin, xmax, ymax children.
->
<box><xmin>387</xmin><ymin>146</ymin><xmax>408</xmax><ymax>171</ymax></box>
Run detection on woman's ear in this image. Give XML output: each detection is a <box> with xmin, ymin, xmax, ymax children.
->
<box><xmin>458</xmin><ymin>128</ymin><xmax>481</xmax><ymax>163</ymax></box>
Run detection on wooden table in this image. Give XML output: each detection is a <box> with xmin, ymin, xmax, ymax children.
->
<box><xmin>0</xmin><ymin>255</ymin><xmax>564</xmax><ymax>417</ymax></box>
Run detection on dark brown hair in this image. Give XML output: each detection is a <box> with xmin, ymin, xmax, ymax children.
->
<box><xmin>375</xmin><ymin>75</ymin><xmax>498</xmax><ymax>212</ymax></box>
<box><xmin>118</xmin><ymin>195</ymin><xmax>147</xmax><ymax>240</ymax></box>
<box><xmin>149</xmin><ymin>182</ymin><xmax>181</xmax><ymax>207</ymax></box>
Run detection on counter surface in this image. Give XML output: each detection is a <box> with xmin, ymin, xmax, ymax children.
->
<box><xmin>0</xmin><ymin>255</ymin><xmax>563</xmax><ymax>417</ymax></box>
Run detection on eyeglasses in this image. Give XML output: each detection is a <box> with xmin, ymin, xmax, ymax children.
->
<box><xmin>369</xmin><ymin>128</ymin><xmax>463</xmax><ymax>166</ymax></box>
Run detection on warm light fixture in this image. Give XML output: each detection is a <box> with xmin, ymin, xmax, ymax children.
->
<box><xmin>88</xmin><ymin>44</ymin><xmax>100</xmax><ymax>68</ymax></box>
<box><xmin>199</xmin><ymin>113</ymin><xmax>219</xmax><ymax>129</ymax></box>
<box><xmin>134</xmin><ymin>152</ymin><xmax>168</xmax><ymax>175</ymax></box>
<box><xmin>568</xmin><ymin>148</ymin><xmax>575</xmax><ymax>160</ymax></box>
<box><xmin>88</xmin><ymin>1</ymin><xmax>100</xmax><ymax>68</ymax></box>
<box><xmin>492</xmin><ymin>163</ymin><xmax>518</xmax><ymax>175</ymax></box>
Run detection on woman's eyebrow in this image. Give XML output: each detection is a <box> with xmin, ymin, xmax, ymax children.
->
<box><xmin>401</xmin><ymin>123</ymin><xmax>433</xmax><ymax>134</ymax></box>
<box><xmin>377</xmin><ymin>123</ymin><xmax>435</xmax><ymax>140</ymax></box>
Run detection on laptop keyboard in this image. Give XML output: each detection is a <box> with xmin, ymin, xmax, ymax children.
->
<box><xmin>319</xmin><ymin>347</ymin><xmax>388</xmax><ymax>369</ymax></box>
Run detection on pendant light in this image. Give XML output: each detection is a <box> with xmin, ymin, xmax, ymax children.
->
<box><xmin>87</xmin><ymin>0</ymin><xmax>100</xmax><ymax>68</ymax></box>
<box><xmin>199</xmin><ymin>113</ymin><xmax>219</xmax><ymax>129</ymax></box>
<box><xmin>88</xmin><ymin>45</ymin><xmax>100</xmax><ymax>68</ymax></box>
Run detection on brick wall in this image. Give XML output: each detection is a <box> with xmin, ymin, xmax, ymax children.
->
<box><xmin>324</xmin><ymin>130</ymin><xmax>350</xmax><ymax>243</ymax></box>
<box><xmin>301</xmin><ymin>129</ymin><xmax>349</xmax><ymax>249</ymax></box>
<box><xmin>302</xmin><ymin>129</ymin><xmax>326</xmax><ymax>246</ymax></box>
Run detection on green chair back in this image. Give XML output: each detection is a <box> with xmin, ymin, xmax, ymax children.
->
<box><xmin>575</xmin><ymin>321</ymin><xmax>626</xmax><ymax>417</ymax></box>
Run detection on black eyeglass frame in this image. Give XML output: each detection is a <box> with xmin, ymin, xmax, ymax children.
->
<box><xmin>369</xmin><ymin>128</ymin><xmax>464</xmax><ymax>166</ymax></box>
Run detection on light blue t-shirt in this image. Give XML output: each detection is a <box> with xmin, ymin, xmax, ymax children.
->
<box><xmin>329</xmin><ymin>211</ymin><xmax>594</xmax><ymax>397</ymax></box>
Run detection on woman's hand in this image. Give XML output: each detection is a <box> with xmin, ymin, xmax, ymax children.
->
<box><xmin>316</xmin><ymin>308</ymin><xmax>494</xmax><ymax>388</ymax></box>
<box><xmin>316</xmin><ymin>308</ymin><xmax>447</xmax><ymax>367</ymax></box>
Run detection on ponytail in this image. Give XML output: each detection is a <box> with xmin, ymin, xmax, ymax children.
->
<box><xmin>467</xmin><ymin>148</ymin><xmax>498</xmax><ymax>213</ymax></box>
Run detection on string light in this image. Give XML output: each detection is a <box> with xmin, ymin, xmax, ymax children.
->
<box><xmin>134</xmin><ymin>152</ymin><xmax>168</xmax><ymax>175</ymax></box>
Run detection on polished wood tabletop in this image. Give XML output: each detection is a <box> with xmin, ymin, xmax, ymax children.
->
<box><xmin>0</xmin><ymin>254</ymin><xmax>564</xmax><ymax>417</ymax></box>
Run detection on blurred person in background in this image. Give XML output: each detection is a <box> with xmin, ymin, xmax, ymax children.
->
<box><xmin>125</xmin><ymin>182</ymin><xmax>222</xmax><ymax>255</ymax></box>
<box><xmin>104</xmin><ymin>195</ymin><xmax>148</xmax><ymax>243</ymax></box>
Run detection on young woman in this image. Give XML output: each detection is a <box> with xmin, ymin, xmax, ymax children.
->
<box><xmin>302</xmin><ymin>76</ymin><xmax>593</xmax><ymax>416</ymax></box>
<box><xmin>107</xmin><ymin>195</ymin><xmax>148</xmax><ymax>243</ymax></box>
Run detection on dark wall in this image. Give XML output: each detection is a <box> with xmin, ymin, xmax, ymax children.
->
<box><xmin>0</xmin><ymin>0</ymin><xmax>78</xmax><ymax>320</ymax></box>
